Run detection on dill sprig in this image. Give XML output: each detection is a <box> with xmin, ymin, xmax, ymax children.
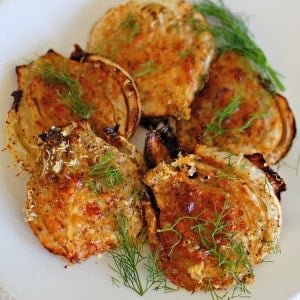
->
<box><xmin>205</xmin><ymin>282</ymin><xmax>228</xmax><ymax>300</ymax></box>
<box><xmin>178</xmin><ymin>48</ymin><xmax>194</xmax><ymax>59</ymax></box>
<box><xmin>204</xmin><ymin>94</ymin><xmax>265</xmax><ymax>137</ymax></box>
<box><xmin>193</xmin><ymin>0</ymin><xmax>285</xmax><ymax>92</ymax></box>
<box><xmin>158</xmin><ymin>199</ymin><xmax>253</xmax><ymax>298</ymax></box>
<box><xmin>89</xmin><ymin>152</ymin><xmax>123</xmax><ymax>190</ymax></box>
<box><xmin>214</xmin><ymin>154</ymin><xmax>249</xmax><ymax>181</ymax></box>
<box><xmin>109</xmin><ymin>214</ymin><xmax>175</xmax><ymax>296</ymax></box>
<box><xmin>133</xmin><ymin>61</ymin><xmax>158</xmax><ymax>78</ymax></box>
<box><xmin>264</xmin><ymin>240</ymin><xmax>281</xmax><ymax>255</ymax></box>
<box><xmin>157</xmin><ymin>215</ymin><xmax>198</xmax><ymax>257</ymax></box>
<box><xmin>205</xmin><ymin>94</ymin><xmax>242</xmax><ymax>136</ymax></box>
<box><xmin>38</xmin><ymin>63</ymin><xmax>93</xmax><ymax>119</ymax></box>
<box><xmin>120</xmin><ymin>14</ymin><xmax>140</xmax><ymax>44</ymax></box>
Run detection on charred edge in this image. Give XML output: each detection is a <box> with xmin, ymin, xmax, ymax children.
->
<box><xmin>39</xmin><ymin>126</ymin><xmax>67</xmax><ymax>147</ymax></box>
<box><xmin>70</xmin><ymin>44</ymin><xmax>91</xmax><ymax>63</ymax></box>
<box><xmin>103</xmin><ymin>124</ymin><xmax>122</xmax><ymax>147</ymax></box>
<box><xmin>142</xmin><ymin>187</ymin><xmax>164</xmax><ymax>261</ymax></box>
<box><xmin>244</xmin><ymin>153</ymin><xmax>286</xmax><ymax>201</ymax></box>
<box><xmin>144</xmin><ymin>125</ymin><xmax>181</xmax><ymax>169</ymax></box>
<box><xmin>142</xmin><ymin>186</ymin><xmax>160</xmax><ymax>219</ymax></box>
<box><xmin>144</xmin><ymin>131</ymin><xmax>165</xmax><ymax>169</ymax></box>
<box><xmin>46</xmin><ymin>49</ymin><xmax>56</xmax><ymax>55</ymax></box>
<box><xmin>11</xmin><ymin>90</ymin><xmax>23</xmax><ymax>112</ymax></box>
<box><xmin>158</xmin><ymin>125</ymin><xmax>180</xmax><ymax>158</ymax></box>
<box><xmin>140</xmin><ymin>116</ymin><xmax>169</xmax><ymax>130</ymax></box>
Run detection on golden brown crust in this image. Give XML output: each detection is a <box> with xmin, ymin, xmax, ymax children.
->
<box><xmin>143</xmin><ymin>146</ymin><xmax>282</xmax><ymax>291</ymax></box>
<box><xmin>177</xmin><ymin>51</ymin><xmax>296</xmax><ymax>164</ymax></box>
<box><xmin>88</xmin><ymin>0</ymin><xmax>214</xmax><ymax>119</ymax></box>
<box><xmin>6</xmin><ymin>49</ymin><xmax>141</xmax><ymax>172</ymax></box>
<box><xmin>25</xmin><ymin>122</ymin><xmax>144</xmax><ymax>263</ymax></box>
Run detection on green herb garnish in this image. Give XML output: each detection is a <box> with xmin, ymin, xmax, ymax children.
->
<box><xmin>109</xmin><ymin>214</ymin><xmax>175</xmax><ymax>295</ymax></box>
<box><xmin>264</xmin><ymin>240</ymin><xmax>281</xmax><ymax>255</ymax></box>
<box><xmin>178</xmin><ymin>48</ymin><xmax>194</xmax><ymax>59</ymax></box>
<box><xmin>157</xmin><ymin>215</ymin><xmax>193</xmax><ymax>257</ymax></box>
<box><xmin>89</xmin><ymin>152</ymin><xmax>123</xmax><ymax>190</ymax></box>
<box><xmin>38</xmin><ymin>63</ymin><xmax>93</xmax><ymax>119</ymax></box>
<box><xmin>262</xmin><ymin>240</ymin><xmax>281</xmax><ymax>263</ymax></box>
<box><xmin>158</xmin><ymin>198</ymin><xmax>253</xmax><ymax>298</ymax></box>
<box><xmin>214</xmin><ymin>153</ymin><xmax>249</xmax><ymax>182</ymax></box>
<box><xmin>204</xmin><ymin>94</ymin><xmax>265</xmax><ymax>137</ymax></box>
<box><xmin>193</xmin><ymin>0</ymin><xmax>285</xmax><ymax>92</ymax></box>
<box><xmin>188</xmin><ymin>12</ymin><xmax>208</xmax><ymax>33</ymax></box>
<box><xmin>120</xmin><ymin>14</ymin><xmax>140</xmax><ymax>44</ymax></box>
<box><xmin>85</xmin><ymin>178</ymin><xmax>99</xmax><ymax>194</ymax></box>
<box><xmin>133</xmin><ymin>61</ymin><xmax>158</xmax><ymax>78</ymax></box>
<box><xmin>205</xmin><ymin>94</ymin><xmax>242</xmax><ymax>136</ymax></box>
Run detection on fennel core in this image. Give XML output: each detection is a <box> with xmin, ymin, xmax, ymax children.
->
<box><xmin>38</xmin><ymin>63</ymin><xmax>94</xmax><ymax>119</ymax></box>
<box><xmin>193</xmin><ymin>0</ymin><xmax>285</xmax><ymax>93</ymax></box>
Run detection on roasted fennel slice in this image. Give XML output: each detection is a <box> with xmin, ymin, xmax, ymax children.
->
<box><xmin>88</xmin><ymin>0</ymin><xmax>214</xmax><ymax>119</ymax></box>
<box><xmin>6</xmin><ymin>48</ymin><xmax>141</xmax><ymax>171</ymax></box>
<box><xmin>143</xmin><ymin>146</ymin><xmax>283</xmax><ymax>292</ymax></box>
<box><xmin>25</xmin><ymin>122</ymin><xmax>144</xmax><ymax>263</ymax></box>
<box><xmin>177</xmin><ymin>51</ymin><xmax>296</xmax><ymax>165</ymax></box>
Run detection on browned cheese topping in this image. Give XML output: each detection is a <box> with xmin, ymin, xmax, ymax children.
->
<box><xmin>25</xmin><ymin>122</ymin><xmax>144</xmax><ymax>263</ymax></box>
<box><xmin>143</xmin><ymin>146</ymin><xmax>282</xmax><ymax>292</ymax></box>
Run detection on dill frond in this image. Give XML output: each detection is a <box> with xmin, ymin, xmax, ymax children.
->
<box><xmin>120</xmin><ymin>14</ymin><xmax>140</xmax><ymax>44</ymax></box>
<box><xmin>133</xmin><ymin>61</ymin><xmax>159</xmax><ymax>78</ymax></box>
<box><xmin>109</xmin><ymin>214</ymin><xmax>175</xmax><ymax>296</ymax></box>
<box><xmin>204</xmin><ymin>94</ymin><xmax>266</xmax><ymax>138</ymax></box>
<box><xmin>206</xmin><ymin>286</ymin><xmax>228</xmax><ymax>300</ymax></box>
<box><xmin>89</xmin><ymin>152</ymin><xmax>123</xmax><ymax>190</ymax></box>
<box><xmin>85</xmin><ymin>178</ymin><xmax>99</xmax><ymax>194</ymax></box>
<box><xmin>158</xmin><ymin>199</ymin><xmax>253</xmax><ymax>298</ymax></box>
<box><xmin>145</xmin><ymin>251</ymin><xmax>177</xmax><ymax>293</ymax></box>
<box><xmin>109</xmin><ymin>214</ymin><xmax>145</xmax><ymax>295</ymax></box>
<box><xmin>193</xmin><ymin>0</ymin><xmax>285</xmax><ymax>92</ymax></box>
<box><xmin>178</xmin><ymin>48</ymin><xmax>194</xmax><ymax>59</ymax></box>
<box><xmin>264</xmin><ymin>240</ymin><xmax>281</xmax><ymax>255</ymax></box>
<box><xmin>38</xmin><ymin>63</ymin><xmax>93</xmax><ymax>119</ymax></box>
<box><xmin>204</xmin><ymin>94</ymin><xmax>242</xmax><ymax>136</ymax></box>
<box><xmin>158</xmin><ymin>215</ymin><xmax>200</xmax><ymax>257</ymax></box>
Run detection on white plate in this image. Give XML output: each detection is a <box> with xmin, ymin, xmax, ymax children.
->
<box><xmin>0</xmin><ymin>1</ymin><xmax>299</xmax><ymax>299</ymax></box>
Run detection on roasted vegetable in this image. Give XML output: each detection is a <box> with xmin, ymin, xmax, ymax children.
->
<box><xmin>6</xmin><ymin>47</ymin><xmax>141</xmax><ymax>171</ymax></box>
<box><xmin>88</xmin><ymin>0</ymin><xmax>214</xmax><ymax>119</ymax></box>
<box><xmin>177</xmin><ymin>51</ymin><xmax>296</xmax><ymax>164</ymax></box>
<box><xmin>143</xmin><ymin>146</ymin><xmax>283</xmax><ymax>292</ymax></box>
<box><xmin>144</xmin><ymin>125</ymin><xmax>180</xmax><ymax>169</ymax></box>
<box><xmin>25</xmin><ymin>122</ymin><xmax>144</xmax><ymax>263</ymax></box>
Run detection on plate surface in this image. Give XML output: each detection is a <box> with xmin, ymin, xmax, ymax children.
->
<box><xmin>0</xmin><ymin>1</ymin><xmax>299</xmax><ymax>299</ymax></box>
